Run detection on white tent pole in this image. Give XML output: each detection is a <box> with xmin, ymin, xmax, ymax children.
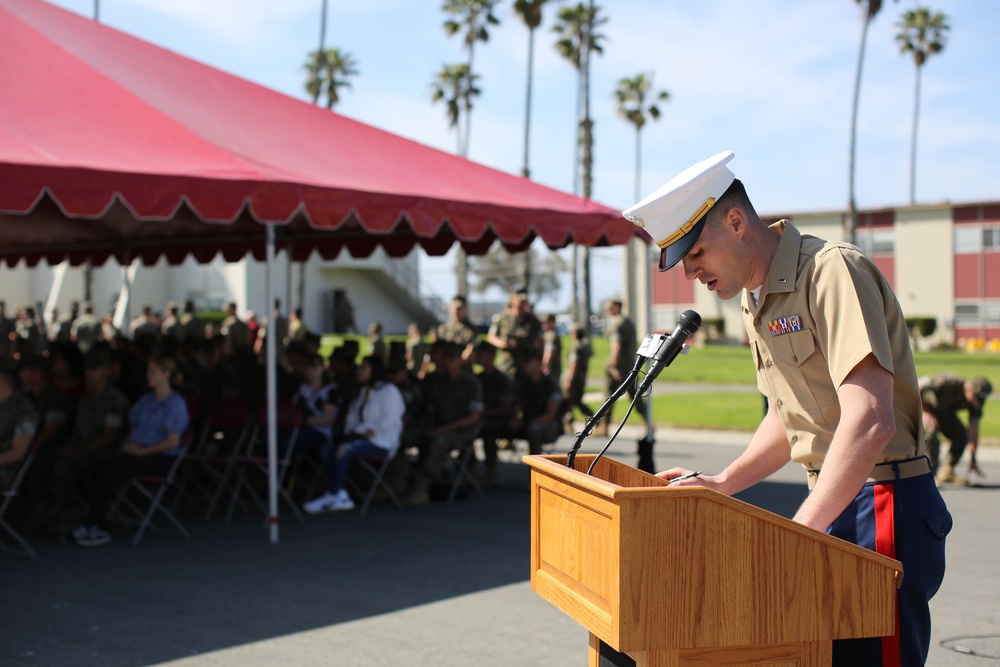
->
<box><xmin>113</xmin><ymin>256</ymin><xmax>139</xmax><ymax>331</ymax></box>
<box><xmin>266</xmin><ymin>225</ymin><xmax>279</xmax><ymax>544</ymax></box>
<box><xmin>45</xmin><ymin>261</ymin><xmax>68</xmax><ymax>326</ymax></box>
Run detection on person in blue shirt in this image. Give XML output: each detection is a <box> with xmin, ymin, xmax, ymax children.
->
<box><xmin>66</xmin><ymin>354</ymin><xmax>188</xmax><ymax>547</ymax></box>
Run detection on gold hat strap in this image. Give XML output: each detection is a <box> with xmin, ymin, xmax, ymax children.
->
<box><xmin>657</xmin><ymin>197</ymin><xmax>716</xmax><ymax>250</ymax></box>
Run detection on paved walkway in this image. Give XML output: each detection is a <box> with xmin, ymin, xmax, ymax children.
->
<box><xmin>4</xmin><ymin>427</ymin><xmax>998</xmax><ymax>666</ymax></box>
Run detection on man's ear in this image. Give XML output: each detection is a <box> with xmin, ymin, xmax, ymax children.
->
<box><xmin>726</xmin><ymin>206</ymin><xmax>747</xmax><ymax>236</ymax></box>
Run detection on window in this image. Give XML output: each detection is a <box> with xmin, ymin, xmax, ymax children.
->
<box><xmin>955</xmin><ymin>301</ymin><xmax>1000</xmax><ymax>325</ymax></box>
<box><xmin>856</xmin><ymin>229</ymin><xmax>894</xmax><ymax>256</ymax></box>
<box><xmin>955</xmin><ymin>225</ymin><xmax>1000</xmax><ymax>253</ymax></box>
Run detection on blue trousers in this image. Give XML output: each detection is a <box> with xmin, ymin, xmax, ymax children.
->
<box><xmin>826</xmin><ymin>458</ymin><xmax>952</xmax><ymax>667</ymax></box>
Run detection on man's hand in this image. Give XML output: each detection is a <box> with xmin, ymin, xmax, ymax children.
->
<box><xmin>968</xmin><ymin>459</ymin><xmax>985</xmax><ymax>478</ymax></box>
<box><xmin>922</xmin><ymin>410</ymin><xmax>939</xmax><ymax>432</ymax></box>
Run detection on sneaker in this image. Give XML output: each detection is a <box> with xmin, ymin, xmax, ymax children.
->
<box><xmin>303</xmin><ymin>490</ymin><xmax>355</xmax><ymax>514</ymax></box>
<box><xmin>64</xmin><ymin>525</ymin><xmax>112</xmax><ymax>547</ymax></box>
<box><xmin>61</xmin><ymin>524</ymin><xmax>90</xmax><ymax>546</ymax></box>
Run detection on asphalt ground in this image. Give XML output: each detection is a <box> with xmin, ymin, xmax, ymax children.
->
<box><xmin>3</xmin><ymin>426</ymin><xmax>999</xmax><ymax>667</ymax></box>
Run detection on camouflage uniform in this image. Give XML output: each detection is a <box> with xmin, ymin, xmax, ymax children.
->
<box><xmin>489</xmin><ymin>312</ymin><xmax>542</xmax><ymax>378</ymax></box>
<box><xmin>418</xmin><ymin>370</ymin><xmax>484</xmax><ymax>480</ymax></box>
<box><xmin>161</xmin><ymin>315</ymin><xmax>186</xmax><ymax>341</ymax></box>
<box><xmin>515</xmin><ymin>372</ymin><xmax>562</xmax><ymax>455</ymax></box>
<box><xmin>920</xmin><ymin>373</ymin><xmax>989</xmax><ymax>474</ymax></box>
<box><xmin>0</xmin><ymin>314</ymin><xmax>15</xmax><ymax>358</ymax></box>
<box><xmin>70</xmin><ymin>314</ymin><xmax>101</xmax><ymax>353</ymax></box>
<box><xmin>180</xmin><ymin>312</ymin><xmax>206</xmax><ymax>340</ymax></box>
<box><xmin>543</xmin><ymin>328</ymin><xmax>563</xmax><ymax>381</ymax></box>
<box><xmin>436</xmin><ymin>319</ymin><xmax>477</xmax><ymax>349</ymax></box>
<box><xmin>565</xmin><ymin>336</ymin><xmax>594</xmax><ymax>418</ymax></box>
<box><xmin>0</xmin><ymin>391</ymin><xmax>37</xmax><ymax>487</ymax></box>
<box><xmin>220</xmin><ymin>315</ymin><xmax>251</xmax><ymax>349</ymax></box>
<box><xmin>604</xmin><ymin>312</ymin><xmax>645</xmax><ymax>425</ymax></box>
<box><xmin>476</xmin><ymin>366</ymin><xmax>516</xmax><ymax>474</ymax></box>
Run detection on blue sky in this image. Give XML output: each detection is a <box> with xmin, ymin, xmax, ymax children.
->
<box><xmin>46</xmin><ymin>0</ymin><xmax>1000</xmax><ymax>310</ymax></box>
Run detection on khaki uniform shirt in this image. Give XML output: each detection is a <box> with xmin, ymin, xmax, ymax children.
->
<box><xmin>742</xmin><ymin>221</ymin><xmax>922</xmax><ymax>471</ymax></box>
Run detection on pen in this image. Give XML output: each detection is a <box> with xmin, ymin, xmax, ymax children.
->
<box><xmin>667</xmin><ymin>471</ymin><xmax>702</xmax><ymax>485</ymax></box>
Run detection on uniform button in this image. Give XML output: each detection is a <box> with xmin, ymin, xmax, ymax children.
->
<box><xmin>766</xmin><ymin>359</ymin><xmax>773</xmax><ymax>368</ymax></box>
<box><xmin>791</xmin><ymin>435</ymin><xmax>799</xmax><ymax>443</ymax></box>
<box><xmin>775</xmin><ymin>399</ymin><xmax>782</xmax><ymax>408</ymax></box>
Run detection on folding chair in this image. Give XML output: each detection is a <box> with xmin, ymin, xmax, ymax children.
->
<box><xmin>224</xmin><ymin>402</ymin><xmax>305</xmax><ymax>523</ymax></box>
<box><xmin>348</xmin><ymin>445</ymin><xmax>405</xmax><ymax>515</ymax></box>
<box><xmin>193</xmin><ymin>398</ymin><xmax>257</xmax><ymax>520</ymax></box>
<box><xmin>446</xmin><ymin>422</ymin><xmax>484</xmax><ymax>503</ymax></box>
<box><xmin>0</xmin><ymin>438</ymin><xmax>41</xmax><ymax>558</ymax></box>
<box><xmin>108</xmin><ymin>438</ymin><xmax>192</xmax><ymax>546</ymax></box>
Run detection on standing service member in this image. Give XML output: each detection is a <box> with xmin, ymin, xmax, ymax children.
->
<box><xmin>627</xmin><ymin>150</ymin><xmax>951</xmax><ymax>667</ymax></box>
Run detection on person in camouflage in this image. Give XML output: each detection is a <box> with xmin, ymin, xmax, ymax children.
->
<box><xmin>919</xmin><ymin>373</ymin><xmax>993</xmax><ymax>486</ymax></box>
<box><xmin>601</xmin><ymin>299</ymin><xmax>645</xmax><ymax>434</ymax></box>
<box><xmin>564</xmin><ymin>324</ymin><xmax>594</xmax><ymax>430</ymax></box>
<box><xmin>541</xmin><ymin>313</ymin><xmax>562</xmax><ymax>381</ymax></box>
<box><xmin>435</xmin><ymin>296</ymin><xmax>478</xmax><ymax>365</ymax></box>
<box><xmin>70</xmin><ymin>302</ymin><xmax>102</xmax><ymax>353</ymax></box>
<box><xmin>511</xmin><ymin>349</ymin><xmax>563</xmax><ymax>456</ymax></box>
<box><xmin>473</xmin><ymin>341</ymin><xmax>516</xmax><ymax>485</ymax></box>
<box><xmin>404</xmin><ymin>342</ymin><xmax>483</xmax><ymax>506</ymax></box>
<box><xmin>487</xmin><ymin>289</ymin><xmax>542</xmax><ymax>379</ymax></box>
<box><xmin>0</xmin><ymin>366</ymin><xmax>37</xmax><ymax>489</ymax></box>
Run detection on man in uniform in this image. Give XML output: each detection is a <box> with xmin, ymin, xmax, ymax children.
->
<box><xmin>540</xmin><ymin>313</ymin><xmax>563</xmax><ymax>381</ymax></box>
<box><xmin>47</xmin><ymin>348</ymin><xmax>130</xmax><ymax>534</ymax></box>
<box><xmin>919</xmin><ymin>373</ymin><xmax>992</xmax><ymax>486</ymax></box>
<box><xmin>404</xmin><ymin>342</ymin><xmax>483</xmax><ymax>507</ymax></box>
<box><xmin>563</xmin><ymin>323</ymin><xmax>594</xmax><ymax>432</ymax></box>
<box><xmin>473</xmin><ymin>341</ymin><xmax>516</xmax><ymax>485</ymax></box>
<box><xmin>180</xmin><ymin>300</ymin><xmax>206</xmax><ymax>340</ymax></box>
<box><xmin>0</xmin><ymin>366</ymin><xmax>37</xmax><ymax>488</ymax></box>
<box><xmin>70</xmin><ymin>302</ymin><xmax>101</xmax><ymax>353</ymax></box>
<box><xmin>600</xmin><ymin>299</ymin><xmax>645</xmax><ymax>436</ymax></box>
<box><xmin>511</xmin><ymin>349</ymin><xmax>563</xmax><ymax>456</ymax></box>
<box><xmin>128</xmin><ymin>304</ymin><xmax>160</xmax><ymax>340</ymax></box>
<box><xmin>487</xmin><ymin>289</ymin><xmax>542</xmax><ymax>378</ymax></box>
<box><xmin>17</xmin><ymin>354</ymin><xmax>73</xmax><ymax>530</ymax></box>
<box><xmin>0</xmin><ymin>301</ymin><xmax>15</xmax><ymax>359</ymax></box>
<box><xmin>635</xmin><ymin>150</ymin><xmax>949</xmax><ymax>667</ymax></box>
<box><xmin>219</xmin><ymin>302</ymin><xmax>251</xmax><ymax>352</ymax></box>
<box><xmin>161</xmin><ymin>302</ymin><xmax>186</xmax><ymax>341</ymax></box>
<box><xmin>435</xmin><ymin>295</ymin><xmax>478</xmax><ymax>365</ymax></box>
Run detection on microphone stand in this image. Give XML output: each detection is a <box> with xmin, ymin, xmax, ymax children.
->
<box><xmin>565</xmin><ymin>354</ymin><xmax>645</xmax><ymax>469</ymax></box>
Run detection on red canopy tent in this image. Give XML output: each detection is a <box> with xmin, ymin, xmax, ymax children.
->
<box><xmin>0</xmin><ymin>0</ymin><xmax>643</xmax><ymax>541</ymax></box>
<box><xmin>0</xmin><ymin>0</ymin><xmax>638</xmax><ymax>268</ymax></box>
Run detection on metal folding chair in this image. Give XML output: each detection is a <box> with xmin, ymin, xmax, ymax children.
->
<box><xmin>446</xmin><ymin>422</ymin><xmax>484</xmax><ymax>503</ymax></box>
<box><xmin>108</xmin><ymin>441</ymin><xmax>192</xmax><ymax>546</ymax></box>
<box><xmin>194</xmin><ymin>398</ymin><xmax>257</xmax><ymax>521</ymax></box>
<box><xmin>0</xmin><ymin>438</ymin><xmax>41</xmax><ymax>558</ymax></box>
<box><xmin>224</xmin><ymin>402</ymin><xmax>304</xmax><ymax>523</ymax></box>
<box><xmin>349</xmin><ymin>447</ymin><xmax>405</xmax><ymax>514</ymax></box>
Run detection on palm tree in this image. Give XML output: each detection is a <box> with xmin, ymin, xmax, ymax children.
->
<box><xmin>553</xmin><ymin>1</ymin><xmax>607</xmax><ymax>328</ymax></box>
<box><xmin>615</xmin><ymin>73</ymin><xmax>668</xmax><ymax>337</ymax></box>
<box><xmin>442</xmin><ymin>0</ymin><xmax>501</xmax><ymax>157</ymax></box>
<box><xmin>513</xmin><ymin>0</ymin><xmax>561</xmax><ymax>291</ymax></box>
<box><xmin>896</xmin><ymin>7</ymin><xmax>949</xmax><ymax>205</ymax></box>
<box><xmin>431</xmin><ymin>63</ymin><xmax>480</xmax><ymax>155</ymax></box>
<box><xmin>845</xmin><ymin>0</ymin><xmax>893</xmax><ymax>245</ymax></box>
<box><xmin>615</xmin><ymin>73</ymin><xmax>669</xmax><ymax>202</ymax></box>
<box><xmin>304</xmin><ymin>48</ymin><xmax>359</xmax><ymax>110</ymax></box>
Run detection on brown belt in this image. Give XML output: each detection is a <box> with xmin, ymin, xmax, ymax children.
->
<box><xmin>806</xmin><ymin>456</ymin><xmax>931</xmax><ymax>491</ymax></box>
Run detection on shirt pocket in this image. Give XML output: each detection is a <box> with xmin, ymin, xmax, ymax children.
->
<box><xmin>770</xmin><ymin>330</ymin><xmax>816</xmax><ymax>368</ymax></box>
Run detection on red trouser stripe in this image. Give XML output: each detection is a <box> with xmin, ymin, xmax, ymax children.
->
<box><xmin>874</xmin><ymin>483</ymin><xmax>901</xmax><ymax>667</ymax></box>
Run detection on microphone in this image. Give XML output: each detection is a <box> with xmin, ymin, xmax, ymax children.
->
<box><xmin>636</xmin><ymin>310</ymin><xmax>701</xmax><ymax>395</ymax></box>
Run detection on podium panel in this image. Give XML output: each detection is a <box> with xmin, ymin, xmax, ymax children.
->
<box><xmin>526</xmin><ymin>454</ymin><xmax>901</xmax><ymax>666</ymax></box>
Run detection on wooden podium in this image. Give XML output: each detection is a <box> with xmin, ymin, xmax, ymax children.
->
<box><xmin>524</xmin><ymin>454</ymin><xmax>903</xmax><ymax>667</ymax></box>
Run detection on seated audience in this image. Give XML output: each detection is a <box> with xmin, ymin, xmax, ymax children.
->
<box><xmin>65</xmin><ymin>354</ymin><xmax>188</xmax><ymax>547</ymax></box>
<box><xmin>288</xmin><ymin>352</ymin><xmax>341</xmax><ymax>456</ymax></box>
<box><xmin>403</xmin><ymin>342</ymin><xmax>483</xmax><ymax>507</ymax></box>
<box><xmin>473</xmin><ymin>341</ymin><xmax>516</xmax><ymax>485</ymax></box>
<box><xmin>303</xmin><ymin>355</ymin><xmax>405</xmax><ymax>514</ymax></box>
<box><xmin>511</xmin><ymin>350</ymin><xmax>563</xmax><ymax>455</ymax></box>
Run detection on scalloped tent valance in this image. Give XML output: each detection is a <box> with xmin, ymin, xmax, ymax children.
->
<box><xmin>0</xmin><ymin>0</ymin><xmax>644</xmax><ymax>268</ymax></box>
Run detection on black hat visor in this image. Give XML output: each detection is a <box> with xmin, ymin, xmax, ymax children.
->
<box><xmin>657</xmin><ymin>215</ymin><xmax>708</xmax><ymax>272</ymax></box>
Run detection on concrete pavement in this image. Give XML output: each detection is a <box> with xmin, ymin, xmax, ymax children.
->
<box><xmin>4</xmin><ymin>427</ymin><xmax>998</xmax><ymax>666</ymax></box>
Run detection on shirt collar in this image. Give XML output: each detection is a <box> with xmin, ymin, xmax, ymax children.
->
<box><xmin>742</xmin><ymin>219</ymin><xmax>801</xmax><ymax>313</ymax></box>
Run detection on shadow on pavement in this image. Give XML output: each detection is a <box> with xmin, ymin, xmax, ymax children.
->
<box><xmin>4</xmin><ymin>448</ymin><xmax>811</xmax><ymax>667</ymax></box>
